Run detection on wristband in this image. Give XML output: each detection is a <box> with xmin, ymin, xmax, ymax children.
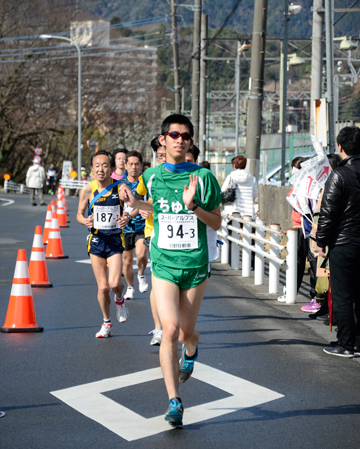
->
<box><xmin>191</xmin><ymin>201</ymin><xmax>199</xmax><ymax>211</ymax></box>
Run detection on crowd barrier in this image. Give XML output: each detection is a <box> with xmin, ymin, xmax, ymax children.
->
<box><xmin>218</xmin><ymin>213</ymin><xmax>298</xmax><ymax>304</ymax></box>
<box><xmin>4</xmin><ymin>180</ymin><xmax>30</xmax><ymax>194</ymax></box>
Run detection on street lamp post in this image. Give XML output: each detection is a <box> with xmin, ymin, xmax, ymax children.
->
<box><xmin>40</xmin><ymin>34</ymin><xmax>82</xmax><ymax>179</ymax></box>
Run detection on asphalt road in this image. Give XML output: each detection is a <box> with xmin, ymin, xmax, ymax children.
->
<box><xmin>0</xmin><ymin>192</ymin><xmax>359</xmax><ymax>449</ymax></box>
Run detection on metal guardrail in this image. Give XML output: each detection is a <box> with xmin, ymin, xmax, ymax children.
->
<box><xmin>217</xmin><ymin>213</ymin><xmax>298</xmax><ymax>304</ymax></box>
<box><xmin>4</xmin><ymin>180</ymin><xmax>30</xmax><ymax>194</ymax></box>
<box><xmin>59</xmin><ymin>179</ymin><xmax>88</xmax><ymax>189</ymax></box>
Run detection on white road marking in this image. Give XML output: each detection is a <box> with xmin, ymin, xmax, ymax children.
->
<box><xmin>0</xmin><ymin>197</ymin><xmax>14</xmax><ymax>207</ymax></box>
<box><xmin>51</xmin><ymin>363</ymin><xmax>283</xmax><ymax>442</ymax></box>
<box><xmin>76</xmin><ymin>259</ymin><xmax>151</xmax><ymax>270</ymax></box>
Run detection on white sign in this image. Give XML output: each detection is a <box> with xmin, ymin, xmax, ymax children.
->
<box><xmin>62</xmin><ymin>161</ymin><xmax>72</xmax><ymax>181</ymax></box>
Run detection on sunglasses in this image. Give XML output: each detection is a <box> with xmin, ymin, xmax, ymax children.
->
<box><xmin>165</xmin><ymin>131</ymin><xmax>192</xmax><ymax>141</ymax></box>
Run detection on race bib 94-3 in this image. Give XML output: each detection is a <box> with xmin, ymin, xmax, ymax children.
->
<box><xmin>158</xmin><ymin>213</ymin><xmax>198</xmax><ymax>250</ymax></box>
<box><xmin>93</xmin><ymin>205</ymin><xmax>120</xmax><ymax>230</ymax></box>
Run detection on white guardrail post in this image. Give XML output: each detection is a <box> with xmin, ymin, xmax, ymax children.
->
<box><xmin>286</xmin><ymin>228</ymin><xmax>298</xmax><ymax>304</ymax></box>
<box><xmin>4</xmin><ymin>180</ymin><xmax>9</xmax><ymax>192</ymax></box>
<box><xmin>230</xmin><ymin>218</ymin><xmax>240</xmax><ymax>270</ymax></box>
<box><xmin>269</xmin><ymin>223</ymin><xmax>280</xmax><ymax>293</ymax></box>
<box><xmin>242</xmin><ymin>215</ymin><xmax>252</xmax><ymax>277</ymax></box>
<box><xmin>220</xmin><ymin>218</ymin><xmax>229</xmax><ymax>264</ymax></box>
<box><xmin>254</xmin><ymin>218</ymin><xmax>265</xmax><ymax>285</ymax></box>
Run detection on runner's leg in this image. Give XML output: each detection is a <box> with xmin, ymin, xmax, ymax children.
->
<box><xmin>178</xmin><ymin>279</ymin><xmax>208</xmax><ymax>357</ymax></box>
<box><xmin>90</xmin><ymin>254</ymin><xmax>111</xmax><ymax>320</ymax></box>
<box><xmin>123</xmin><ymin>249</ymin><xmax>134</xmax><ymax>287</ymax></box>
<box><xmin>152</xmin><ymin>275</ymin><xmax>180</xmax><ymax>399</ymax></box>
<box><xmin>150</xmin><ymin>277</ymin><xmax>162</xmax><ymax>329</ymax></box>
<box><xmin>107</xmin><ymin>253</ymin><xmax>124</xmax><ymax>298</ymax></box>
<box><xmin>135</xmin><ymin>238</ymin><xmax>148</xmax><ymax>275</ymax></box>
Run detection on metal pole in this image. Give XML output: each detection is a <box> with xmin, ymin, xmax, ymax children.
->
<box><xmin>235</xmin><ymin>41</ymin><xmax>241</xmax><ymax>157</ymax></box>
<box><xmin>310</xmin><ymin>0</ymin><xmax>324</xmax><ymax>135</ymax></box>
<box><xmin>280</xmin><ymin>0</ymin><xmax>289</xmax><ymax>185</ymax></box>
<box><xmin>269</xmin><ymin>223</ymin><xmax>280</xmax><ymax>293</ymax></box>
<box><xmin>76</xmin><ymin>42</ymin><xmax>82</xmax><ymax>179</ymax></box>
<box><xmin>325</xmin><ymin>0</ymin><xmax>335</xmax><ymax>153</ymax></box>
<box><xmin>199</xmin><ymin>13</ymin><xmax>208</xmax><ymax>162</ymax></box>
<box><xmin>245</xmin><ymin>0</ymin><xmax>268</xmax><ymax>179</ymax></box>
<box><xmin>254</xmin><ymin>218</ymin><xmax>265</xmax><ymax>285</ymax></box>
<box><xmin>191</xmin><ymin>0</ymin><xmax>202</xmax><ymax>144</ymax></box>
<box><xmin>242</xmin><ymin>215</ymin><xmax>252</xmax><ymax>277</ymax></box>
<box><xmin>171</xmin><ymin>0</ymin><xmax>181</xmax><ymax>113</ymax></box>
<box><xmin>285</xmin><ymin>228</ymin><xmax>298</xmax><ymax>304</ymax></box>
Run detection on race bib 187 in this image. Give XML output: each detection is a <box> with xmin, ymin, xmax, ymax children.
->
<box><xmin>93</xmin><ymin>205</ymin><xmax>120</xmax><ymax>230</ymax></box>
<box><xmin>157</xmin><ymin>213</ymin><xmax>198</xmax><ymax>250</ymax></box>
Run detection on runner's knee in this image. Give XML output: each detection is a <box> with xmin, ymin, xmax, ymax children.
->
<box><xmin>162</xmin><ymin>323</ymin><xmax>180</xmax><ymax>343</ymax></box>
<box><xmin>98</xmin><ymin>284</ymin><xmax>110</xmax><ymax>297</ymax></box>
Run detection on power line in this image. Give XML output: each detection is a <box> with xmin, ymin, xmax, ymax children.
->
<box><xmin>0</xmin><ymin>30</ymin><xmax>170</xmax><ymax>55</ymax></box>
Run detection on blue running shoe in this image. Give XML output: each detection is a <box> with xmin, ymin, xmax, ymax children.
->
<box><xmin>179</xmin><ymin>344</ymin><xmax>198</xmax><ymax>383</ymax></box>
<box><xmin>164</xmin><ymin>396</ymin><xmax>183</xmax><ymax>427</ymax></box>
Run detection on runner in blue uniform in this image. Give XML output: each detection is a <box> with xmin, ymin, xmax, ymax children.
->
<box><xmin>77</xmin><ymin>151</ymin><xmax>129</xmax><ymax>338</ymax></box>
<box><xmin>120</xmin><ymin>150</ymin><xmax>149</xmax><ymax>300</ymax></box>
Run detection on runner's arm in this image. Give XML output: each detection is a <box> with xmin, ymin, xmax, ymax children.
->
<box><xmin>120</xmin><ymin>184</ymin><xmax>153</xmax><ymax>211</ymax></box>
<box><xmin>76</xmin><ymin>184</ymin><xmax>94</xmax><ymax>228</ymax></box>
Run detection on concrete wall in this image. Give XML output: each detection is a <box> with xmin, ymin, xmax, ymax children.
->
<box><xmin>258</xmin><ymin>185</ymin><xmax>293</xmax><ymax>231</ymax></box>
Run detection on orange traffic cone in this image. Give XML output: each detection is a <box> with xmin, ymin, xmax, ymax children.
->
<box><xmin>29</xmin><ymin>226</ymin><xmax>52</xmax><ymax>288</ymax></box>
<box><xmin>50</xmin><ymin>199</ymin><xmax>56</xmax><ymax>213</ymax></box>
<box><xmin>57</xmin><ymin>199</ymin><xmax>69</xmax><ymax>228</ymax></box>
<box><xmin>45</xmin><ymin>212</ymin><xmax>68</xmax><ymax>259</ymax></box>
<box><xmin>43</xmin><ymin>205</ymin><xmax>52</xmax><ymax>244</ymax></box>
<box><xmin>1</xmin><ymin>249</ymin><xmax>43</xmax><ymax>333</ymax></box>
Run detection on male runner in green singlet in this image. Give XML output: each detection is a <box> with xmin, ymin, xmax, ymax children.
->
<box><xmin>120</xmin><ymin>114</ymin><xmax>222</xmax><ymax>427</ymax></box>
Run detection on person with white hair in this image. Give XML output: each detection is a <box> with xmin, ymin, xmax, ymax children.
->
<box><xmin>26</xmin><ymin>157</ymin><xmax>46</xmax><ymax>206</ymax></box>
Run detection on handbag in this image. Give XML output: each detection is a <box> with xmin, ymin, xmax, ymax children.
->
<box><xmin>221</xmin><ymin>185</ymin><xmax>236</xmax><ymax>204</ymax></box>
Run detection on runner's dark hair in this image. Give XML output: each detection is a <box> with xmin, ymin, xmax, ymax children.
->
<box><xmin>113</xmin><ymin>148</ymin><xmax>128</xmax><ymax>158</ymax></box>
<box><xmin>126</xmin><ymin>150</ymin><xmax>143</xmax><ymax>164</ymax></box>
<box><xmin>91</xmin><ymin>150</ymin><xmax>114</xmax><ymax>167</ymax></box>
<box><xmin>161</xmin><ymin>114</ymin><xmax>194</xmax><ymax>137</ymax></box>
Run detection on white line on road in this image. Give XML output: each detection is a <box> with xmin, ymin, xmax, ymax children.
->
<box><xmin>0</xmin><ymin>197</ymin><xmax>14</xmax><ymax>207</ymax></box>
<box><xmin>51</xmin><ymin>363</ymin><xmax>283</xmax><ymax>442</ymax></box>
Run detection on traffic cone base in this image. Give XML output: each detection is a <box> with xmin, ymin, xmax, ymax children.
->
<box><xmin>1</xmin><ymin>249</ymin><xmax>43</xmax><ymax>333</ymax></box>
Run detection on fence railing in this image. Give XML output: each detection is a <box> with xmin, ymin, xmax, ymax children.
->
<box><xmin>59</xmin><ymin>179</ymin><xmax>88</xmax><ymax>189</ymax></box>
<box><xmin>217</xmin><ymin>213</ymin><xmax>298</xmax><ymax>304</ymax></box>
<box><xmin>4</xmin><ymin>180</ymin><xmax>30</xmax><ymax>194</ymax></box>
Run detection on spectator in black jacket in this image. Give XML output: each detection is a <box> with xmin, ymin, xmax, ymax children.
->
<box><xmin>317</xmin><ymin>126</ymin><xmax>360</xmax><ymax>358</ymax></box>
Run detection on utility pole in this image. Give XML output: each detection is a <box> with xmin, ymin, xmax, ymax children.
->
<box><xmin>235</xmin><ymin>41</ymin><xmax>241</xmax><ymax>157</ymax></box>
<box><xmin>310</xmin><ymin>0</ymin><xmax>324</xmax><ymax>135</ymax></box>
<box><xmin>245</xmin><ymin>0</ymin><xmax>268</xmax><ymax>179</ymax></box>
<box><xmin>171</xmin><ymin>0</ymin><xmax>181</xmax><ymax>113</ymax></box>
<box><xmin>199</xmin><ymin>13</ymin><xmax>208</xmax><ymax>162</ymax></box>
<box><xmin>191</xmin><ymin>0</ymin><xmax>202</xmax><ymax>144</ymax></box>
<box><xmin>325</xmin><ymin>0</ymin><xmax>335</xmax><ymax>153</ymax></box>
<box><xmin>280</xmin><ymin>0</ymin><xmax>289</xmax><ymax>185</ymax></box>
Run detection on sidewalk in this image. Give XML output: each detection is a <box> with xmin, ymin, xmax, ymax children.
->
<box><xmin>212</xmin><ymin>260</ymin><xmax>339</xmax><ymax>349</ymax></box>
